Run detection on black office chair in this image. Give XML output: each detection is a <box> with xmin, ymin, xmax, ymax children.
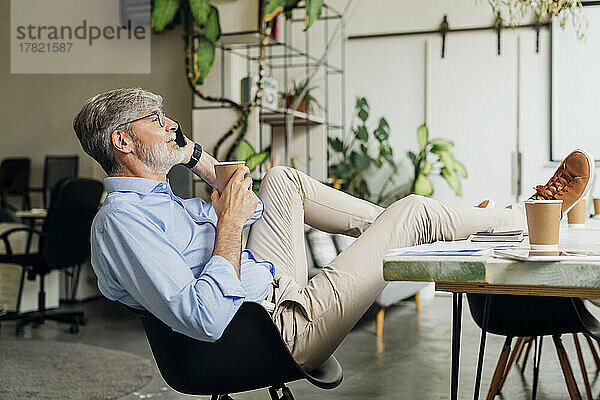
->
<box><xmin>127</xmin><ymin>301</ymin><xmax>343</xmax><ymax>400</ymax></box>
<box><xmin>0</xmin><ymin>158</ymin><xmax>31</xmax><ymax>220</ymax></box>
<box><xmin>467</xmin><ymin>294</ymin><xmax>600</xmax><ymax>400</ymax></box>
<box><xmin>0</xmin><ymin>177</ymin><xmax>103</xmax><ymax>336</ymax></box>
<box><xmin>28</xmin><ymin>155</ymin><xmax>79</xmax><ymax>208</ymax></box>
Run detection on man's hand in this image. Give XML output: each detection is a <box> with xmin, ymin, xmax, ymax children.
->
<box><xmin>211</xmin><ymin>166</ymin><xmax>258</xmax><ymax>228</ymax></box>
<box><xmin>211</xmin><ymin>166</ymin><xmax>258</xmax><ymax>278</ymax></box>
<box><xmin>180</xmin><ymin>135</ymin><xmax>195</xmax><ymax>165</ymax></box>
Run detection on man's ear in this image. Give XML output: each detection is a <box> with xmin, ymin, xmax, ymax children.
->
<box><xmin>111</xmin><ymin>130</ymin><xmax>134</xmax><ymax>155</ymax></box>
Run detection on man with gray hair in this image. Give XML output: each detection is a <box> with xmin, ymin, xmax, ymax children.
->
<box><xmin>74</xmin><ymin>87</ymin><xmax>592</xmax><ymax>371</ymax></box>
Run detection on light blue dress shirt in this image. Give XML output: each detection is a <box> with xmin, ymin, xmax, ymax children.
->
<box><xmin>90</xmin><ymin>177</ymin><xmax>274</xmax><ymax>342</ymax></box>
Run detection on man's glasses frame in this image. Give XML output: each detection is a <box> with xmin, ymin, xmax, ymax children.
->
<box><xmin>113</xmin><ymin>111</ymin><xmax>166</xmax><ymax>131</ymax></box>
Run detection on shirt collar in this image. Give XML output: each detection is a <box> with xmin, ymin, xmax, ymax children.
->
<box><xmin>104</xmin><ymin>177</ymin><xmax>171</xmax><ymax>195</ymax></box>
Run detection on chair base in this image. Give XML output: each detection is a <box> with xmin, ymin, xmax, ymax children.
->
<box><xmin>0</xmin><ymin>309</ymin><xmax>86</xmax><ymax>336</ymax></box>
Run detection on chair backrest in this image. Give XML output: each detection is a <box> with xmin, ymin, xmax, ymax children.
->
<box><xmin>42</xmin><ymin>156</ymin><xmax>79</xmax><ymax>207</ymax></box>
<box><xmin>40</xmin><ymin>177</ymin><xmax>103</xmax><ymax>267</ymax></box>
<box><xmin>467</xmin><ymin>294</ymin><xmax>586</xmax><ymax>337</ymax></box>
<box><xmin>128</xmin><ymin>302</ymin><xmax>306</xmax><ymax>395</ymax></box>
<box><xmin>0</xmin><ymin>158</ymin><xmax>31</xmax><ymax>194</ymax></box>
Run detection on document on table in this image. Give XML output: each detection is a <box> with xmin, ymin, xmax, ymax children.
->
<box><xmin>386</xmin><ymin>239</ymin><xmax>518</xmax><ymax>257</ymax></box>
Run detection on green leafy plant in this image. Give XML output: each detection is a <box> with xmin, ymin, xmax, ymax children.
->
<box><xmin>285</xmin><ymin>78</ymin><xmax>323</xmax><ymax>114</ymax></box>
<box><xmin>407</xmin><ymin>124</ymin><xmax>467</xmax><ymax>197</ymax></box>
<box><xmin>231</xmin><ymin>139</ymin><xmax>270</xmax><ymax>194</ymax></box>
<box><xmin>232</xmin><ymin>140</ymin><xmax>270</xmax><ymax>173</ymax></box>
<box><xmin>264</xmin><ymin>0</ymin><xmax>323</xmax><ymax>29</ymax></box>
<box><xmin>328</xmin><ymin>97</ymin><xmax>398</xmax><ymax>201</ymax></box>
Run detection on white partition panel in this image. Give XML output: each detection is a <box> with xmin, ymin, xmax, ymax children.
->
<box><xmin>552</xmin><ymin>6</ymin><xmax>600</xmax><ymax>161</ymax></box>
<box><xmin>427</xmin><ymin>32</ymin><xmax>518</xmax><ymax>207</ymax></box>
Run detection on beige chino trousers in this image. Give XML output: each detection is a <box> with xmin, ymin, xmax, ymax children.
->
<box><xmin>247</xmin><ymin>166</ymin><xmax>525</xmax><ymax>371</ymax></box>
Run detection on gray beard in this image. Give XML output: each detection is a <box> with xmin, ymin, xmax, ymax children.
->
<box><xmin>135</xmin><ymin>139</ymin><xmax>185</xmax><ymax>175</ymax></box>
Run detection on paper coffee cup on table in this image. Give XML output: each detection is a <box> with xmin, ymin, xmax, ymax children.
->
<box><xmin>214</xmin><ymin>161</ymin><xmax>246</xmax><ymax>194</ymax></box>
<box><xmin>524</xmin><ymin>200</ymin><xmax>562</xmax><ymax>250</ymax></box>
<box><xmin>567</xmin><ymin>199</ymin><xmax>587</xmax><ymax>228</ymax></box>
<box><xmin>594</xmin><ymin>198</ymin><xmax>600</xmax><ymax>216</ymax></box>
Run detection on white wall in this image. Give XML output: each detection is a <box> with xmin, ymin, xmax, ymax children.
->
<box><xmin>0</xmin><ymin>0</ymin><xmax>192</xmax><ymax>195</ymax></box>
<box><xmin>331</xmin><ymin>0</ymin><xmax>599</xmax><ymax>206</ymax></box>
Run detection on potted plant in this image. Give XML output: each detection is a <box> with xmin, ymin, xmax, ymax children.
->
<box><xmin>328</xmin><ymin>97</ymin><xmax>398</xmax><ymax>202</ymax></box>
<box><xmin>407</xmin><ymin>124</ymin><xmax>467</xmax><ymax>197</ymax></box>
<box><xmin>285</xmin><ymin>78</ymin><xmax>323</xmax><ymax>114</ymax></box>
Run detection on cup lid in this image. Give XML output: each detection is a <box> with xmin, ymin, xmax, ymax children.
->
<box><xmin>524</xmin><ymin>199</ymin><xmax>563</xmax><ymax>204</ymax></box>
<box><xmin>215</xmin><ymin>161</ymin><xmax>246</xmax><ymax>165</ymax></box>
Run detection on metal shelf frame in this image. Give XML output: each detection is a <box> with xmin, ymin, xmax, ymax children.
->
<box><xmin>192</xmin><ymin>1</ymin><xmax>346</xmax><ymax>178</ymax></box>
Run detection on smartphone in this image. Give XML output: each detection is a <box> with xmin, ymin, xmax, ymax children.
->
<box><xmin>174</xmin><ymin>121</ymin><xmax>186</xmax><ymax>147</ymax></box>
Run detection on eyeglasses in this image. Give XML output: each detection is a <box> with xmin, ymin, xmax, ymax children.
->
<box><xmin>113</xmin><ymin>111</ymin><xmax>166</xmax><ymax>131</ymax></box>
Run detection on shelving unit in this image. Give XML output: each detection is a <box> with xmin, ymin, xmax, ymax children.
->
<box><xmin>191</xmin><ymin>2</ymin><xmax>345</xmax><ymax>185</ymax></box>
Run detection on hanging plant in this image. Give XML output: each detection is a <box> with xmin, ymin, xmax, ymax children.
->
<box><xmin>487</xmin><ymin>0</ymin><xmax>587</xmax><ymax>39</ymax></box>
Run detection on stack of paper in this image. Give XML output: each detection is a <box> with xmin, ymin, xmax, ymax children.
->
<box><xmin>386</xmin><ymin>240</ymin><xmax>517</xmax><ymax>257</ymax></box>
<box><xmin>469</xmin><ymin>229</ymin><xmax>524</xmax><ymax>243</ymax></box>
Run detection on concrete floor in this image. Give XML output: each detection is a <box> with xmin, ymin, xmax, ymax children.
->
<box><xmin>1</xmin><ymin>294</ymin><xmax>599</xmax><ymax>400</ymax></box>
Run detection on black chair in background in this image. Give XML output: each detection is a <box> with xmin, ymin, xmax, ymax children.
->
<box><xmin>466</xmin><ymin>294</ymin><xmax>600</xmax><ymax>400</ymax></box>
<box><xmin>127</xmin><ymin>302</ymin><xmax>343</xmax><ymax>400</ymax></box>
<box><xmin>28</xmin><ymin>155</ymin><xmax>78</xmax><ymax>209</ymax></box>
<box><xmin>0</xmin><ymin>158</ymin><xmax>31</xmax><ymax>220</ymax></box>
<box><xmin>0</xmin><ymin>177</ymin><xmax>103</xmax><ymax>335</ymax></box>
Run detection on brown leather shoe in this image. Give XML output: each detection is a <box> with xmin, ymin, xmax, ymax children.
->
<box><xmin>530</xmin><ymin>149</ymin><xmax>595</xmax><ymax>215</ymax></box>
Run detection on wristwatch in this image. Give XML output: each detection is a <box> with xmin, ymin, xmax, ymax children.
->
<box><xmin>183</xmin><ymin>142</ymin><xmax>203</xmax><ymax>169</ymax></box>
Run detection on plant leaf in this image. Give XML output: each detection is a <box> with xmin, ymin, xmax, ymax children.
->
<box><xmin>328</xmin><ymin>137</ymin><xmax>344</xmax><ymax>153</ymax></box>
<box><xmin>204</xmin><ymin>6</ymin><xmax>221</xmax><ymax>43</ymax></box>
<box><xmin>232</xmin><ymin>139</ymin><xmax>256</xmax><ymax>161</ymax></box>
<box><xmin>454</xmin><ymin>159</ymin><xmax>467</xmax><ymax>178</ymax></box>
<box><xmin>358</xmin><ymin>179</ymin><xmax>370</xmax><ymax>199</ymax></box>
<box><xmin>195</xmin><ymin>36</ymin><xmax>215</xmax><ymax>85</ymax></box>
<box><xmin>414</xmin><ymin>174</ymin><xmax>433</xmax><ymax>197</ymax></box>
<box><xmin>355</xmin><ymin>125</ymin><xmax>369</xmax><ymax>141</ymax></box>
<box><xmin>189</xmin><ymin>0</ymin><xmax>210</xmax><ymax>26</ymax></box>
<box><xmin>305</xmin><ymin>0</ymin><xmax>323</xmax><ymax>29</ymax></box>
<box><xmin>429</xmin><ymin>138</ymin><xmax>454</xmax><ymax>148</ymax></box>
<box><xmin>246</xmin><ymin>151</ymin><xmax>269</xmax><ymax>172</ymax></box>
<box><xmin>357</xmin><ymin>108</ymin><xmax>369</xmax><ymax>122</ymax></box>
<box><xmin>430</xmin><ymin>144</ymin><xmax>449</xmax><ymax>154</ymax></box>
<box><xmin>334</xmin><ymin>163</ymin><xmax>351</xmax><ymax>180</ymax></box>
<box><xmin>151</xmin><ymin>0</ymin><xmax>179</xmax><ymax>33</ymax></box>
<box><xmin>265</xmin><ymin>0</ymin><xmax>287</xmax><ymax>22</ymax></box>
<box><xmin>350</xmin><ymin>151</ymin><xmax>371</xmax><ymax>171</ymax></box>
<box><xmin>422</xmin><ymin>160</ymin><xmax>432</xmax><ymax>175</ymax></box>
<box><xmin>441</xmin><ymin>167</ymin><xmax>462</xmax><ymax>196</ymax></box>
<box><xmin>439</xmin><ymin>151</ymin><xmax>457</xmax><ymax>176</ymax></box>
<box><xmin>417</xmin><ymin>124</ymin><xmax>428</xmax><ymax>151</ymax></box>
<box><xmin>407</xmin><ymin>151</ymin><xmax>417</xmax><ymax>167</ymax></box>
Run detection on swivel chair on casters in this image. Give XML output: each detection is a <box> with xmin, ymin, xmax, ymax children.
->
<box><xmin>0</xmin><ymin>178</ymin><xmax>103</xmax><ymax>335</ymax></box>
<box><xmin>127</xmin><ymin>301</ymin><xmax>343</xmax><ymax>400</ymax></box>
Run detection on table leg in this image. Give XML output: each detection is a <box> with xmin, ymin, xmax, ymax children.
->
<box><xmin>451</xmin><ymin>292</ymin><xmax>464</xmax><ymax>400</ymax></box>
<box><xmin>532</xmin><ymin>337</ymin><xmax>543</xmax><ymax>400</ymax></box>
<box><xmin>473</xmin><ymin>295</ymin><xmax>490</xmax><ymax>400</ymax></box>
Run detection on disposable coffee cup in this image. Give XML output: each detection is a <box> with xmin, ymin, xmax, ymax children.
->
<box><xmin>214</xmin><ymin>161</ymin><xmax>246</xmax><ymax>194</ymax></box>
<box><xmin>524</xmin><ymin>200</ymin><xmax>562</xmax><ymax>250</ymax></box>
<box><xmin>567</xmin><ymin>199</ymin><xmax>587</xmax><ymax>228</ymax></box>
<box><xmin>594</xmin><ymin>198</ymin><xmax>600</xmax><ymax>216</ymax></box>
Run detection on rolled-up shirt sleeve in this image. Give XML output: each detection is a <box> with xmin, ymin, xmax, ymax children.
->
<box><xmin>95</xmin><ymin>209</ymin><xmax>245</xmax><ymax>342</ymax></box>
<box><xmin>201</xmin><ymin>196</ymin><xmax>263</xmax><ymax>229</ymax></box>
<box><xmin>245</xmin><ymin>196</ymin><xmax>263</xmax><ymax>227</ymax></box>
